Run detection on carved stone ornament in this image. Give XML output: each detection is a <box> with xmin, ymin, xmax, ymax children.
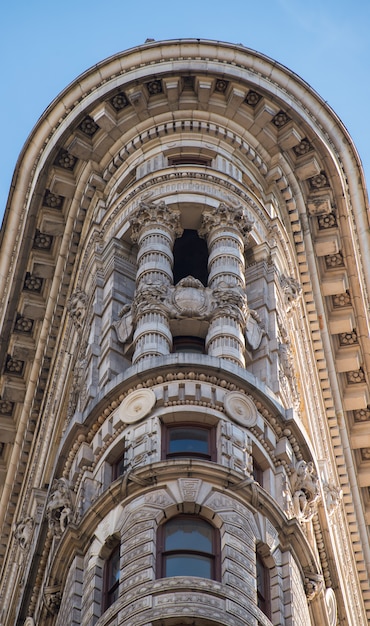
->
<box><xmin>304</xmin><ymin>571</ymin><xmax>324</xmax><ymax>601</ymax></box>
<box><xmin>290</xmin><ymin>460</ymin><xmax>320</xmax><ymax>522</ymax></box>
<box><xmin>116</xmin><ymin>278</ymin><xmax>264</xmax><ymax>351</ymax></box>
<box><xmin>117</xmin><ymin>388</ymin><xmax>156</xmax><ymax>424</ymax></box>
<box><xmin>13</xmin><ymin>516</ymin><xmax>34</xmax><ymax>550</ymax></box>
<box><xmin>325</xmin><ymin>588</ymin><xmax>338</xmax><ymax>626</ymax></box>
<box><xmin>322</xmin><ymin>481</ymin><xmax>342</xmax><ymax>516</ymax></box>
<box><xmin>130</xmin><ymin>200</ymin><xmax>183</xmax><ymax>242</ymax></box>
<box><xmin>43</xmin><ymin>585</ymin><xmax>62</xmax><ymax>615</ymax></box>
<box><xmin>200</xmin><ymin>202</ymin><xmax>254</xmax><ymax>242</ymax></box>
<box><xmin>67</xmin><ymin>288</ymin><xmax>88</xmax><ymax>330</ymax></box>
<box><xmin>245</xmin><ymin>309</ymin><xmax>265</xmax><ymax>350</ymax></box>
<box><xmin>280</xmin><ymin>274</ymin><xmax>302</xmax><ymax>313</ymax></box>
<box><xmin>46</xmin><ymin>478</ymin><xmax>74</xmax><ymax>537</ymax></box>
<box><xmin>224</xmin><ymin>392</ymin><xmax>258</xmax><ymax>427</ymax></box>
<box><xmin>23</xmin><ymin>618</ymin><xmax>35</xmax><ymax>626</ymax></box>
<box><xmin>170</xmin><ymin>276</ymin><xmax>213</xmax><ymax>318</ymax></box>
<box><xmin>114</xmin><ymin>304</ymin><xmax>134</xmax><ymax>345</ymax></box>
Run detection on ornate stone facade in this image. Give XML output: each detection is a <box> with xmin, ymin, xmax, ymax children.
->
<box><xmin>0</xmin><ymin>39</ymin><xmax>370</xmax><ymax>626</ymax></box>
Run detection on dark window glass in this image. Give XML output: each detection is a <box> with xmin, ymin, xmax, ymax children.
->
<box><xmin>103</xmin><ymin>545</ymin><xmax>120</xmax><ymax>611</ymax></box>
<box><xmin>112</xmin><ymin>454</ymin><xmax>126</xmax><ymax>481</ymax></box>
<box><xmin>173</xmin><ymin>229</ymin><xmax>209</xmax><ymax>286</ymax></box>
<box><xmin>169</xmin><ymin>427</ymin><xmax>209</xmax><ymax>456</ymax></box>
<box><xmin>256</xmin><ymin>553</ymin><xmax>270</xmax><ymax>617</ymax></box>
<box><xmin>168</xmin><ymin>156</ymin><xmax>211</xmax><ymax>166</ymax></box>
<box><xmin>165</xmin><ymin>553</ymin><xmax>212</xmax><ymax>577</ymax></box>
<box><xmin>172</xmin><ymin>336</ymin><xmax>205</xmax><ymax>354</ymax></box>
<box><xmin>164</xmin><ymin>424</ymin><xmax>215</xmax><ymax>461</ymax></box>
<box><xmin>160</xmin><ymin>517</ymin><xmax>217</xmax><ymax>580</ymax></box>
<box><xmin>253</xmin><ymin>457</ymin><xmax>264</xmax><ymax>486</ymax></box>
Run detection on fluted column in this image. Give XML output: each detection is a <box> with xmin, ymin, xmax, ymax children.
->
<box><xmin>131</xmin><ymin>200</ymin><xmax>183</xmax><ymax>364</ymax></box>
<box><xmin>200</xmin><ymin>203</ymin><xmax>253</xmax><ymax>367</ymax></box>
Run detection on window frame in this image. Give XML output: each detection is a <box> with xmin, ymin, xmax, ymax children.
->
<box><xmin>157</xmin><ymin>514</ymin><xmax>220</xmax><ymax>581</ymax></box>
<box><xmin>111</xmin><ymin>453</ymin><xmax>126</xmax><ymax>481</ymax></box>
<box><xmin>256</xmin><ymin>552</ymin><xmax>271</xmax><ymax>619</ymax></box>
<box><xmin>252</xmin><ymin>456</ymin><xmax>264</xmax><ymax>486</ymax></box>
<box><xmin>102</xmin><ymin>544</ymin><xmax>120</xmax><ymax>612</ymax></box>
<box><xmin>162</xmin><ymin>422</ymin><xmax>216</xmax><ymax>462</ymax></box>
<box><xmin>172</xmin><ymin>335</ymin><xmax>206</xmax><ymax>354</ymax></box>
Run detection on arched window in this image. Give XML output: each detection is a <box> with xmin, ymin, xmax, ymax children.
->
<box><xmin>158</xmin><ymin>515</ymin><xmax>220</xmax><ymax>580</ymax></box>
<box><xmin>102</xmin><ymin>544</ymin><xmax>120</xmax><ymax>612</ymax></box>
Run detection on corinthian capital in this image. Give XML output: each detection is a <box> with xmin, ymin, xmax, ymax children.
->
<box><xmin>130</xmin><ymin>200</ymin><xmax>183</xmax><ymax>242</ymax></box>
<box><xmin>200</xmin><ymin>202</ymin><xmax>254</xmax><ymax>241</ymax></box>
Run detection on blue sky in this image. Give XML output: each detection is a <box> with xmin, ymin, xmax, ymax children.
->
<box><xmin>1</xmin><ymin>0</ymin><xmax>369</xmax><ymax>222</ymax></box>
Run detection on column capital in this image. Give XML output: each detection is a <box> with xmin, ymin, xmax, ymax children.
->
<box><xmin>131</xmin><ymin>200</ymin><xmax>183</xmax><ymax>243</ymax></box>
<box><xmin>200</xmin><ymin>202</ymin><xmax>254</xmax><ymax>242</ymax></box>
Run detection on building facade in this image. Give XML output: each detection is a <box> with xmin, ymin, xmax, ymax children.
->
<box><xmin>0</xmin><ymin>39</ymin><xmax>370</xmax><ymax>626</ymax></box>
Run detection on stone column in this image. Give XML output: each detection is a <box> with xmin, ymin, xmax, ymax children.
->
<box><xmin>200</xmin><ymin>203</ymin><xmax>253</xmax><ymax>367</ymax></box>
<box><xmin>130</xmin><ymin>200</ymin><xmax>183</xmax><ymax>364</ymax></box>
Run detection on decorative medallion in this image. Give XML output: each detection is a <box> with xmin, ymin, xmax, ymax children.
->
<box><xmin>146</xmin><ymin>79</ymin><xmax>163</xmax><ymax>95</ymax></box>
<box><xmin>111</xmin><ymin>92</ymin><xmax>129</xmax><ymax>110</ymax></box>
<box><xmin>332</xmin><ymin>292</ymin><xmax>351</xmax><ymax>308</ymax></box>
<box><xmin>325</xmin><ymin>588</ymin><xmax>338</xmax><ymax>626</ymax></box>
<box><xmin>0</xmin><ymin>400</ymin><xmax>13</xmax><ymax>415</ymax></box>
<box><xmin>224</xmin><ymin>392</ymin><xmax>258</xmax><ymax>427</ymax></box>
<box><xmin>318</xmin><ymin>213</ymin><xmax>337</xmax><ymax>229</ymax></box>
<box><xmin>309</xmin><ymin>172</ymin><xmax>329</xmax><ymax>189</ymax></box>
<box><xmin>23</xmin><ymin>273</ymin><xmax>42</xmax><ymax>292</ymax></box>
<box><xmin>33</xmin><ymin>231</ymin><xmax>53</xmax><ymax>250</ymax></box>
<box><xmin>78</xmin><ymin>116</ymin><xmax>99</xmax><ymax>136</ymax></box>
<box><xmin>244</xmin><ymin>90</ymin><xmax>262</xmax><ymax>107</ymax></box>
<box><xmin>54</xmin><ymin>149</ymin><xmax>76</xmax><ymax>171</ymax></box>
<box><xmin>293</xmin><ymin>138</ymin><xmax>312</xmax><ymax>156</ymax></box>
<box><xmin>215</xmin><ymin>79</ymin><xmax>228</xmax><ymax>93</ymax></box>
<box><xmin>346</xmin><ymin>369</ymin><xmax>365</xmax><ymax>384</ymax></box>
<box><xmin>339</xmin><ymin>330</ymin><xmax>358</xmax><ymax>346</ymax></box>
<box><xmin>5</xmin><ymin>357</ymin><xmax>24</xmax><ymax>375</ymax></box>
<box><xmin>43</xmin><ymin>190</ymin><xmax>64</xmax><ymax>209</ymax></box>
<box><xmin>118</xmin><ymin>388</ymin><xmax>156</xmax><ymax>424</ymax></box>
<box><xmin>172</xmin><ymin>276</ymin><xmax>210</xmax><ymax>318</ymax></box>
<box><xmin>272</xmin><ymin>110</ymin><xmax>290</xmax><ymax>128</ymax></box>
<box><xmin>354</xmin><ymin>407</ymin><xmax>370</xmax><ymax>422</ymax></box>
<box><xmin>325</xmin><ymin>253</ymin><xmax>344</xmax><ymax>269</ymax></box>
<box><xmin>14</xmin><ymin>316</ymin><xmax>34</xmax><ymax>333</ymax></box>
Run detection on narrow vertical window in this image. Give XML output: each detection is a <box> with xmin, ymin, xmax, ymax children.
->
<box><xmin>102</xmin><ymin>545</ymin><xmax>120</xmax><ymax>611</ymax></box>
<box><xmin>253</xmin><ymin>457</ymin><xmax>264</xmax><ymax>486</ymax></box>
<box><xmin>111</xmin><ymin>453</ymin><xmax>126</xmax><ymax>481</ymax></box>
<box><xmin>256</xmin><ymin>553</ymin><xmax>270</xmax><ymax>618</ymax></box>
<box><xmin>173</xmin><ymin>229</ymin><xmax>209</xmax><ymax>286</ymax></box>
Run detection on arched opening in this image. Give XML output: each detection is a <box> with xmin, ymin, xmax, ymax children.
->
<box><xmin>173</xmin><ymin>229</ymin><xmax>208</xmax><ymax>286</ymax></box>
<box><xmin>157</xmin><ymin>515</ymin><xmax>220</xmax><ymax>580</ymax></box>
